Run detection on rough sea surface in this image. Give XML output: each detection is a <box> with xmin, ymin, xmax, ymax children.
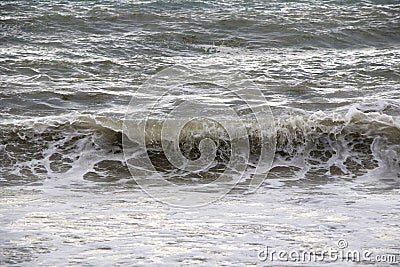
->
<box><xmin>1</xmin><ymin>0</ymin><xmax>399</xmax><ymax>265</ymax></box>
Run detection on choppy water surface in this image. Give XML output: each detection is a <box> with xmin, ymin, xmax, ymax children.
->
<box><xmin>1</xmin><ymin>0</ymin><xmax>399</xmax><ymax>265</ymax></box>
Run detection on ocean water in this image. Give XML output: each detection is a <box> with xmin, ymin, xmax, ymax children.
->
<box><xmin>1</xmin><ymin>0</ymin><xmax>400</xmax><ymax>265</ymax></box>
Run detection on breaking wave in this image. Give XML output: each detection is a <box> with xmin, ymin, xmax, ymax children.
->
<box><xmin>1</xmin><ymin>105</ymin><xmax>399</xmax><ymax>187</ymax></box>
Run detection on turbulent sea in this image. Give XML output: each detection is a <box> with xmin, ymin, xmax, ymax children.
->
<box><xmin>1</xmin><ymin>0</ymin><xmax>400</xmax><ymax>265</ymax></box>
